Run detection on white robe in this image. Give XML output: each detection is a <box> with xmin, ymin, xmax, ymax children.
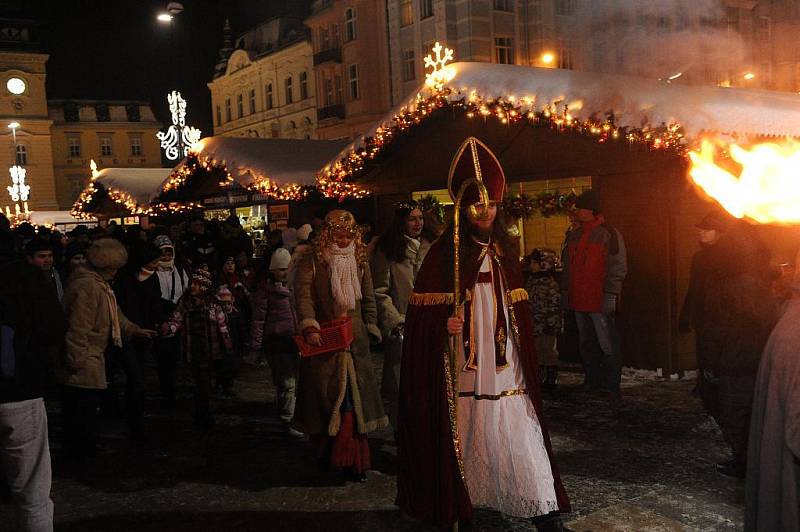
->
<box><xmin>457</xmin><ymin>254</ymin><xmax>558</xmax><ymax>518</ymax></box>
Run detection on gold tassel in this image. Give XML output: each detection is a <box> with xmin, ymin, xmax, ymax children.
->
<box><xmin>509</xmin><ymin>288</ymin><xmax>529</xmax><ymax>304</ymax></box>
<box><xmin>409</xmin><ymin>291</ymin><xmax>454</xmax><ymax>306</ymax></box>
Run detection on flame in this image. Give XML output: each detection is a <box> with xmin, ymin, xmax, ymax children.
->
<box><xmin>689</xmin><ymin>139</ymin><xmax>800</xmax><ymax>224</ymax></box>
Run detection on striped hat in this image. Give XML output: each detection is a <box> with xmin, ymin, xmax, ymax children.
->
<box><xmin>191</xmin><ymin>267</ymin><xmax>213</xmax><ymax>291</ymax></box>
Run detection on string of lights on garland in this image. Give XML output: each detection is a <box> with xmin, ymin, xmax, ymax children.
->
<box><xmin>502</xmin><ymin>190</ymin><xmax>579</xmax><ymax>219</ymax></box>
<box><xmin>317</xmin><ymin>42</ymin><xmax>688</xmax><ymax>201</ymax></box>
<box><xmin>162</xmin><ymin>151</ymin><xmax>311</xmax><ymax>203</ymax></box>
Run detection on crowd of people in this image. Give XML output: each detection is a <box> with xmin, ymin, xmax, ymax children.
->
<box><xmin>0</xmin><ymin>140</ymin><xmax>797</xmax><ymax>531</ymax></box>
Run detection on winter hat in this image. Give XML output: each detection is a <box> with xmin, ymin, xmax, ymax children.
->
<box><xmin>64</xmin><ymin>241</ymin><xmax>89</xmax><ymax>260</ymax></box>
<box><xmin>191</xmin><ymin>268</ymin><xmax>213</xmax><ymax>291</ymax></box>
<box><xmin>696</xmin><ymin>211</ymin><xmax>728</xmax><ymax>232</ymax></box>
<box><xmin>216</xmin><ymin>286</ymin><xmax>233</xmax><ymax>302</ymax></box>
<box><xmin>282</xmin><ymin>227</ymin><xmax>298</xmax><ymax>249</ymax></box>
<box><xmin>574</xmin><ymin>190</ymin><xmax>600</xmax><ymax>212</ymax></box>
<box><xmin>297</xmin><ymin>223</ymin><xmax>312</xmax><ymax>242</ymax></box>
<box><xmin>153</xmin><ymin>235</ymin><xmax>174</xmax><ymax>249</ymax></box>
<box><xmin>531</xmin><ymin>248</ymin><xmax>558</xmax><ymax>272</ymax></box>
<box><xmin>87</xmin><ymin>238</ymin><xmax>128</xmax><ymax>270</ymax></box>
<box><xmin>140</xmin><ymin>242</ymin><xmax>163</xmax><ymax>265</ymax></box>
<box><xmin>269</xmin><ymin>248</ymin><xmax>291</xmax><ymax>270</ymax></box>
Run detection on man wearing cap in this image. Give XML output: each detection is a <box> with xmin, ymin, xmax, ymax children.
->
<box><xmin>398</xmin><ymin>138</ymin><xmax>570</xmax><ymax>531</ymax></box>
<box><xmin>562</xmin><ymin>189</ymin><xmax>627</xmax><ymax>398</ymax></box>
<box><xmin>679</xmin><ymin>211</ymin><xmax>728</xmax><ymax>419</ymax></box>
<box><xmin>152</xmin><ymin>235</ymin><xmax>190</xmax><ymax>406</ymax></box>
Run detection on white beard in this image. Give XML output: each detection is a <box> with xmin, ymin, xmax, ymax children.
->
<box><xmin>325</xmin><ymin>241</ymin><xmax>362</xmax><ymax>312</ymax></box>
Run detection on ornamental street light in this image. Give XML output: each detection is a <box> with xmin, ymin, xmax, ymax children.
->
<box><xmin>6</xmin><ymin>122</ymin><xmax>29</xmax><ymax>215</ymax></box>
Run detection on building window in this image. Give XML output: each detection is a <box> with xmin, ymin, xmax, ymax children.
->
<box><xmin>493</xmin><ymin>0</ymin><xmax>512</xmax><ymax>12</ymax></box>
<box><xmin>225</xmin><ymin>98</ymin><xmax>231</xmax><ymax>121</ymax></box>
<box><xmin>237</xmin><ymin>93</ymin><xmax>244</xmax><ymax>118</ymax></box>
<box><xmin>331</xmin><ymin>24</ymin><xmax>340</xmax><ymax>47</ymax></box>
<box><xmin>402</xmin><ymin>50</ymin><xmax>416</xmax><ymax>81</ymax></box>
<box><xmin>63</xmin><ymin>102</ymin><xmax>79</xmax><ymax>122</ymax></box>
<box><xmin>130</xmin><ymin>136</ymin><xmax>142</xmax><ymax>156</ymax></box>
<box><xmin>758</xmin><ymin>16</ymin><xmax>770</xmax><ymax>43</ymax></box>
<box><xmin>420</xmin><ymin>0</ymin><xmax>433</xmax><ymax>19</ymax></box>
<box><xmin>401</xmin><ymin>0</ymin><xmax>413</xmax><ymax>26</ymax></box>
<box><xmin>335</xmin><ymin>75</ymin><xmax>343</xmax><ymax>104</ymax></box>
<box><xmin>249</xmin><ymin>89</ymin><xmax>256</xmax><ymax>114</ymax></box>
<box><xmin>555</xmin><ymin>0</ymin><xmax>573</xmax><ymax>16</ymax></box>
<box><xmin>324</xmin><ymin>77</ymin><xmax>334</xmax><ymax>106</ymax></box>
<box><xmin>99</xmin><ymin>136</ymin><xmax>113</xmax><ymax>157</ymax></box>
<box><xmin>319</xmin><ymin>27</ymin><xmax>330</xmax><ymax>50</ymax></box>
<box><xmin>345</xmin><ymin>8</ymin><xmax>357</xmax><ymax>41</ymax></box>
<box><xmin>125</xmin><ymin>104</ymin><xmax>141</xmax><ymax>122</ymax></box>
<box><xmin>285</xmin><ymin>77</ymin><xmax>293</xmax><ymax>104</ymax></box>
<box><xmin>266</xmin><ymin>84</ymin><xmax>274</xmax><ymax>109</ymax></box>
<box><xmin>68</xmin><ymin>137</ymin><xmax>81</xmax><ymax>158</ymax></box>
<box><xmin>558</xmin><ymin>39</ymin><xmax>573</xmax><ymax>69</ymax></box>
<box><xmin>348</xmin><ymin>64</ymin><xmax>360</xmax><ymax>100</ymax></box>
<box><xmin>215</xmin><ymin>105</ymin><xmax>221</xmax><ymax>126</ymax></box>
<box><xmin>15</xmin><ymin>145</ymin><xmax>27</xmax><ymax>165</ymax></box>
<box><xmin>494</xmin><ymin>37</ymin><xmax>514</xmax><ymax>64</ymax></box>
<box><xmin>95</xmin><ymin>103</ymin><xmax>110</xmax><ymax>122</ymax></box>
<box><xmin>300</xmin><ymin>72</ymin><xmax>309</xmax><ymax>99</ymax></box>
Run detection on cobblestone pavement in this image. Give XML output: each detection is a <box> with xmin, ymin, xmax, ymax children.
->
<box><xmin>0</xmin><ymin>360</ymin><xmax>743</xmax><ymax>532</ymax></box>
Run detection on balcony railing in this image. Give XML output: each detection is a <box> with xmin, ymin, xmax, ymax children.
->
<box><xmin>317</xmin><ymin>104</ymin><xmax>346</xmax><ymax>121</ymax></box>
<box><xmin>313</xmin><ymin>47</ymin><xmax>342</xmax><ymax>65</ymax></box>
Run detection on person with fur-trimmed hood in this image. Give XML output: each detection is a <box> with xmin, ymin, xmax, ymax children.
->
<box><xmin>59</xmin><ymin>238</ymin><xmax>157</xmax><ymax>465</ymax></box>
<box><xmin>163</xmin><ymin>268</ymin><xmax>232</xmax><ymax>432</ymax></box>
<box><xmin>293</xmin><ymin>210</ymin><xmax>387</xmax><ymax>482</ymax></box>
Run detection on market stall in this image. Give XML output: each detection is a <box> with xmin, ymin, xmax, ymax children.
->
<box><xmin>72</xmin><ymin>164</ymin><xmax>174</xmax><ymax>224</ymax></box>
<box><xmin>316</xmin><ymin>58</ymin><xmax>800</xmax><ymax>372</ymax></box>
<box><xmin>153</xmin><ymin>136</ymin><xmax>350</xmax><ymax>242</ymax></box>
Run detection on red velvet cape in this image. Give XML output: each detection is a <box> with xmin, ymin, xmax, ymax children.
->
<box><xmin>396</xmin><ymin>235</ymin><xmax>571</xmax><ymax>530</ymax></box>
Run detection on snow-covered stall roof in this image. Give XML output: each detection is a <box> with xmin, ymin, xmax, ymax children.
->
<box><xmin>192</xmin><ymin>137</ymin><xmax>351</xmax><ymax>188</ymax></box>
<box><xmin>321</xmin><ymin>61</ymin><xmax>800</xmax><ymax>189</ymax></box>
<box><xmin>94</xmin><ymin>167</ymin><xmax>172</xmax><ymax>205</ymax></box>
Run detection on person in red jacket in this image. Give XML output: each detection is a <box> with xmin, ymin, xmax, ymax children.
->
<box><xmin>562</xmin><ymin>190</ymin><xmax>627</xmax><ymax>397</ymax></box>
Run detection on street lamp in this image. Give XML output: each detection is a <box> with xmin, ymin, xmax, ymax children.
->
<box><xmin>6</xmin><ymin>122</ymin><xmax>29</xmax><ymax>215</ymax></box>
<box><xmin>157</xmin><ymin>13</ymin><xmax>173</xmax><ymax>22</ymax></box>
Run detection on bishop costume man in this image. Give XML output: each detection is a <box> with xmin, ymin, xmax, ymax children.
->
<box><xmin>397</xmin><ymin>138</ymin><xmax>570</xmax><ymax>531</ymax></box>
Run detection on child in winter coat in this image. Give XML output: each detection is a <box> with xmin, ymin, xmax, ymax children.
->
<box><xmin>215</xmin><ymin>286</ymin><xmax>244</xmax><ymax>397</ymax></box>
<box><xmin>163</xmin><ymin>268</ymin><xmax>232</xmax><ymax>432</ymax></box>
<box><xmin>526</xmin><ymin>248</ymin><xmax>564</xmax><ymax>395</ymax></box>
<box><xmin>250</xmin><ymin>248</ymin><xmax>301</xmax><ymax>437</ymax></box>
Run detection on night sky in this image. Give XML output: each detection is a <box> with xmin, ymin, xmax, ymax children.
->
<box><xmin>15</xmin><ymin>0</ymin><xmax>312</xmax><ymax>134</ymax></box>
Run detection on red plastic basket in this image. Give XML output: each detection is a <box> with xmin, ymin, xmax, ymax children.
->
<box><xmin>293</xmin><ymin>317</ymin><xmax>354</xmax><ymax>357</ymax></box>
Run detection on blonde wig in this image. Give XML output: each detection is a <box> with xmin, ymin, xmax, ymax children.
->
<box><xmin>315</xmin><ymin>209</ymin><xmax>368</xmax><ymax>265</ymax></box>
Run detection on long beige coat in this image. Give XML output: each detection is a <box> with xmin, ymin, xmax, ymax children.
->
<box><xmin>292</xmin><ymin>251</ymin><xmax>388</xmax><ymax>436</ymax></box>
<box><xmin>58</xmin><ymin>267</ymin><xmax>143</xmax><ymax>390</ymax></box>
<box><xmin>370</xmin><ymin>237</ymin><xmax>432</xmax><ymax>337</ymax></box>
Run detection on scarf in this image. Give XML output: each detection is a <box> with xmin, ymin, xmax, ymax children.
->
<box><xmin>157</xmin><ymin>258</ymin><xmax>175</xmax><ymax>271</ymax></box>
<box><xmin>326</xmin><ymin>241</ymin><xmax>362</xmax><ymax>312</ymax></box>
<box><xmin>100</xmin><ymin>279</ymin><xmax>123</xmax><ymax>348</ymax></box>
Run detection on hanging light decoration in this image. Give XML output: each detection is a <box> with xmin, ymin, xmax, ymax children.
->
<box><xmin>157</xmin><ymin>91</ymin><xmax>202</xmax><ymax>161</ymax></box>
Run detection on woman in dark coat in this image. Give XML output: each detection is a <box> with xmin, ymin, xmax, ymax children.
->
<box><xmin>113</xmin><ymin>241</ymin><xmax>164</xmax><ymax>444</ymax></box>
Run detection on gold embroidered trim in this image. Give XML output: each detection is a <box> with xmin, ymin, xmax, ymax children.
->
<box><xmin>443</xmin><ymin>349</ymin><xmax>467</xmax><ymax>484</ymax></box>
<box><xmin>509</xmin><ymin>288</ymin><xmax>529</xmax><ymax>304</ymax></box>
<box><xmin>408</xmin><ymin>291</ymin><xmax>454</xmax><ymax>306</ymax></box>
<box><xmin>458</xmin><ymin>389</ymin><xmax>528</xmax><ymax>400</ymax></box>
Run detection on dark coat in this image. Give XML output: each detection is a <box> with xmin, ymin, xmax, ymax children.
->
<box><xmin>697</xmin><ymin>225</ymin><xmax>778</xmax><ymax>376</ymax></box>
<box><xmin>397</xmin><ymin>236</ymin><xmax>570</xmax><ymax>530</ymax></box>
<box><xmin>0</xmin><ymin>259</ymin><xmax>66</xmax><ymax>403</ymax></box>
<box><xmin>114</xmin><ymin>269</ymin><xmax>164</xmax><ymax>330</ymax></box>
